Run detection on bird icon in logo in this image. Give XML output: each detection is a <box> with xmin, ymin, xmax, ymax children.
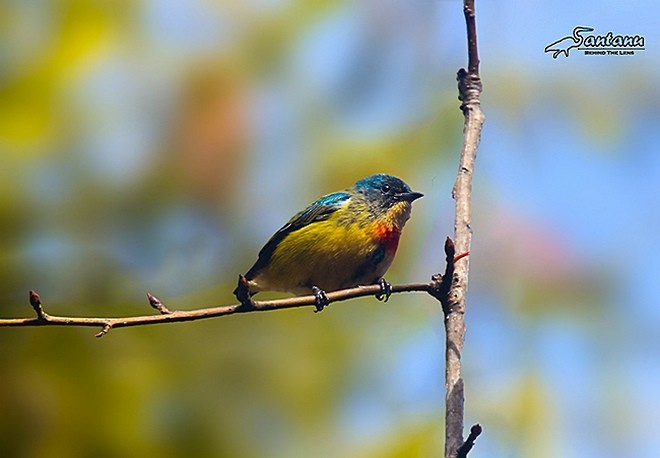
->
<box><xmin>545</xmin><ymin>26</ymin><xmax>594</xmax><ymax>58</ymax></box>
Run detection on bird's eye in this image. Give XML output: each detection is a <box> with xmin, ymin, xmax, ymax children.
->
<box><xmin>381</xmin><ymin>184</ymin><xmax>391</xmax><ymax>193</ymax></box>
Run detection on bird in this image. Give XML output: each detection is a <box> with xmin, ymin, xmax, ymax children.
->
<box><xmin>233</xmin><ymin>174</ymin><xmax>423</xmax><ymax>311</ymax></box>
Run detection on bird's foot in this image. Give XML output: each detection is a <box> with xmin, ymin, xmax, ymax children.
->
<box><xmin>312</xmin><ymin>286</ymin><xmax>330</xmax><ymax>313</ymax></box>
<box><xmin>375</xmin><ymin>277</ymin><xmax>392</xmax><ymax>302</ymax></box>
<box><xmin>234</xmin><ymin>274</ymin><xmax>255</xmax><ymax>308</ymax></box>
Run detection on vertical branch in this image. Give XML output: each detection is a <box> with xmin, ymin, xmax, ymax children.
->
<box><xmin>444</xmin><ymin>0</ymin><xmax>484</xmax><ymax>457</ymax></box>
<box><xmin>464</xmin><ymin>1</ymin><xmax>480</xmax><ymax>74</ymax></box>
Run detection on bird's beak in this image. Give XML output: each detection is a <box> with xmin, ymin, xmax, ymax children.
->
<box><xmin>397</xmin><ymin>191</ymin><xmax>424</xmax><ymax>202</ymax></box>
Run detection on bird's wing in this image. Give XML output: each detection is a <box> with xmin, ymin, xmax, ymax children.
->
<box><xmin>245</xmin><ymin>192</ymin><xmax>351</xmax><ymax>279</ymax></box>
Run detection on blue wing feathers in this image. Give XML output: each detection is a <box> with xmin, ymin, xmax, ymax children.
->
<box><xmin>315</xmin><ymin>192</ymin><xmax>352</xmax><ymax>207</ymax></box>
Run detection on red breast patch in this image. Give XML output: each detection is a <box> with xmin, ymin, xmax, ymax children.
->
<box><xmin>374</xmin><ymin>223</ymin><xmax>401</xmax><ymax>252</ymax></box>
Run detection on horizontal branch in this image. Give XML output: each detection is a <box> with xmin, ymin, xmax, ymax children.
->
<box><xmin>1</xmin><ymin>282</ymin><xmax>436</xmax><ymax>338</ymax></box>
<box><xmin>2</xmin><ymin>238</ymin><xmax>464</xmax><ymax>338</ymax></box>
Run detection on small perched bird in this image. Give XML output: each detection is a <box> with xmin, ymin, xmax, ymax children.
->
<box><xmin>234</xmin><ymin>174</ymin><xmax>423</xmax><ymax>310</ymax></box>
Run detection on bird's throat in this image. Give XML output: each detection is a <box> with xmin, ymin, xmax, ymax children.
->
<box><xmin>374</xmin><ymin>201</ymin><xmax>413</xmax><ymax>252</ymax></box>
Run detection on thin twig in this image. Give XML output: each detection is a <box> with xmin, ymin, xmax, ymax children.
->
<box><xmin>28</xmin><ymin>290</ymin><xmax>47</xmax><ymax>320</ymax></box>
<box><xmin>3</xmin><ymin>240</ymin><xmax>466</xmax><ymax>339</ymax></box>
<box><xmin>456</xmin><ymin>424</ymin><xmax>483</xmax><ymax>458</ymax></box>
<box><xmin>464</xmin><ymin>2</ymin><xmax>480</xmax><ymax>74</ymax></box>
<box><xmin>146</xmin><ymin>293</ymin><xmax>172</xmax><ymax>315</ymax></box>
<box><xmin>444</xmin><ymin>0</ymin><xmax>485</xmax><ymax>457</ymax></box>
<box><xmin>1</xmin><ymin>282</ymin><xmax>437</xmax><ymax>338</ymax></box>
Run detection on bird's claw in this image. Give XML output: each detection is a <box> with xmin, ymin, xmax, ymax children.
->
<box><xmin>312</xmin><ymin>286</ymin><xmax>329</xmax><ymax>313</ymax></box>
<box><xmin>375</xmin><ymin>277</ymin><xmax>392</xmax><ymax>302</ymax></box>
<box><xmin>234</xmin><ymin>274</ymin><xmax>254</xmax><ymax>308</ymax></box>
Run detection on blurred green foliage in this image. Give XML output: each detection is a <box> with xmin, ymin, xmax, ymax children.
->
<box><xmin>0</xmin><ymin>1</ymin><xmax>457</xmax><ymax>456</ymax></box>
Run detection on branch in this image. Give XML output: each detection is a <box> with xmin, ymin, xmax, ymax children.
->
<box><xmin>456</xmin><ymin>424</ymin><xmax>483</xmax><ymax>458</ymax></box>
<box><xmin>1</xmin><ymin>240</ymin><xmax>469</xmax><ymax>338</ymax></box>
<box><xmin>444</xmin><ymin>0</ymin><xmax>485</xmax><ymax>457</ymax></box>
<box><xmin>1</xmin><ymin>282</ymin><xmax>447</xmax><ymax>338</ymax></box>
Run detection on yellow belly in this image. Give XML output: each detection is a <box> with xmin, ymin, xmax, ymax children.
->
<box><xmin>248</xmin><ymin>219</ymin><xmax>393</xmax><ymax>295</ymax></box>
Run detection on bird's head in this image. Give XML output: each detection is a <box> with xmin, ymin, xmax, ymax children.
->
<box><xmin>354</xmin><ymin>174</ymin><xmax>423</xmax><ymax>223</ymax></box>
